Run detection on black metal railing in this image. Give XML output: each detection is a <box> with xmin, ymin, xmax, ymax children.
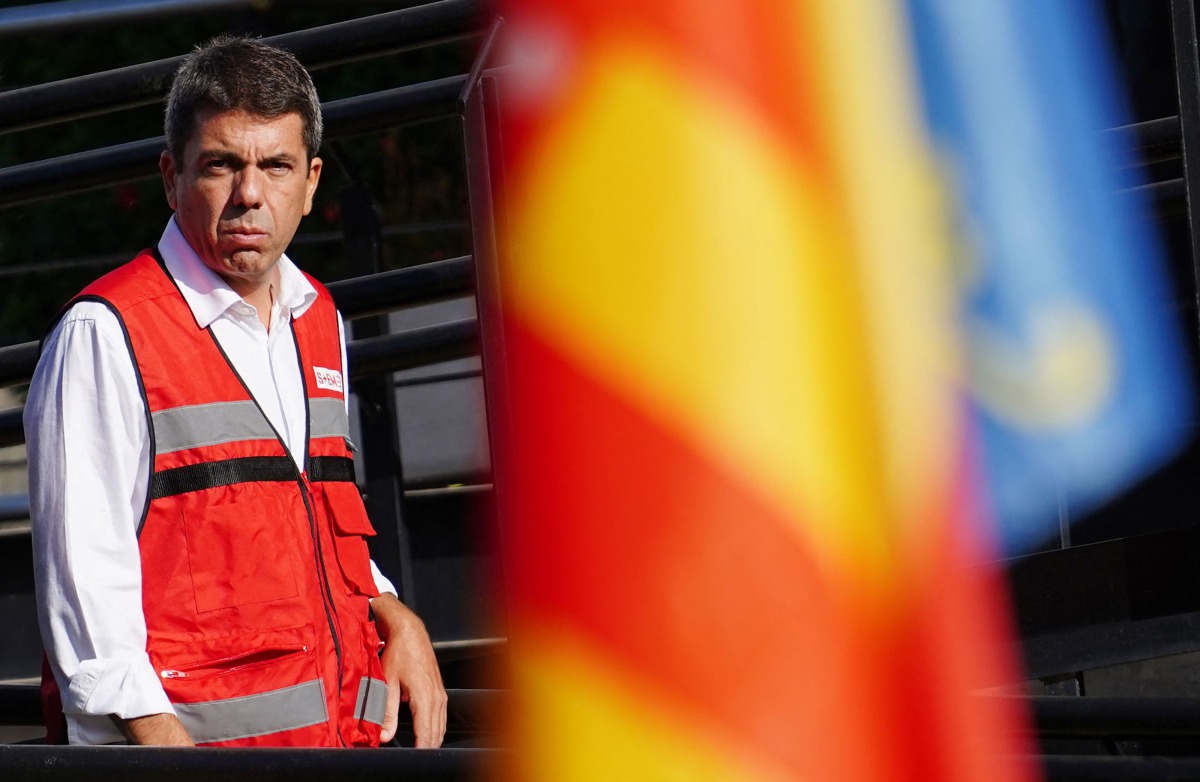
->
<box><xmin>0</xmin><ymin>744</ymin><xmax>501</xmax><ymax>781</ymax></box>
<box><xmin>0</xmin><ymin>0</ymin><xmax>263</xmax><ymax>40</ymax></box>
<box><xmin>0</xmin><ymin>254</ymin><xmax>480</xmax><ymax>447</ymax></box>
<box><xmin>0</xmin><ymin>75</ymin><xmax>469</xmax><ymax>208</ymax></box>
<box><xmin>0</xmin><ymin>683</ymin><xmax>508</xmax><ymax>736</ymax></box>
<box><xmin>0</xmin><ymin>0</ymin><xmax>485</xmax><ymax>135</ymax></box>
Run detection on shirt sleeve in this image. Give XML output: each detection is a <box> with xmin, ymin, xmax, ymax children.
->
<box><xmin>338</xmin><ymin>312</ymin><xmax>399</xmax><ymax>599</ymax></box>
<box><xmin>25</xmin><ymin>302</ymin><xmax>176</xmax><ymax>725</ymax></box>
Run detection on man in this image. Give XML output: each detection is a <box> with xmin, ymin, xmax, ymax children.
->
<box><xmin>24</xmin><ymin>35</ymin><xmax>446</xmax><ymax>747</ymax></box>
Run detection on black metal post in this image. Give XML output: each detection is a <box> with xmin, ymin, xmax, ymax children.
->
<box><xmin>1169</xmin><ymin>0</ymin><xmax>1200</xmax><ymax>338</ymax></box>
<box><xmin>340</xmin><ymin>181</ymin><xmax>415</xmax><ymax>607</ymax></box>
<box><xmin>458</xmin><ymin>19</ymin><xmax>514</xmax><ymax>652</ymax></box>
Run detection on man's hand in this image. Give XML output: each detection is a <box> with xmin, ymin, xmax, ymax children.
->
<box><xmin>111</xmin><ymin>712</ymin><xmax>196</xmax><ymax>746</ymax></box>
<box><xmin>370</xmin><ymin>592</ymin><xmax>447</xmax><ymax>748</ymax></box>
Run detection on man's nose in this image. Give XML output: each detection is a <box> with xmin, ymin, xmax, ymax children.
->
<box><xmin>232</xmin><ymin>167</ymin><xmax>264</xmax><ymax>208</ymax></box>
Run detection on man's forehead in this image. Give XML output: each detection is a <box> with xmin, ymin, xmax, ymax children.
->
<box><xmin>187</xmin><ymin>107</ymin><xmax>306</xmax><ymax>150</ymax></box>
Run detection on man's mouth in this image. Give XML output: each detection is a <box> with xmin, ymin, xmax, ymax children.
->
<box><xmin>222</xmin><ymin>227</ymin><xmax>268</xmax><ymax>245</ymax></box>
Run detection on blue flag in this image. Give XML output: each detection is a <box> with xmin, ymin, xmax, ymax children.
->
<box><xmin>905</xmin><ymin>0</ymin><xmax>1194</xmax><ymax>554</ymax></box>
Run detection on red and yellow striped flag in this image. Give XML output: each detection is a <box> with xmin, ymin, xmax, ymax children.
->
<box><xmin>495</xmin><ymin>0</ymin><xmax>1037</xmax><ymax>779</ymax></box>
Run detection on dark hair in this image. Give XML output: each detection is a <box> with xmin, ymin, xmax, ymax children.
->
<box><xmin>164</xmin><ymin>35</ymin><xmax>323</xmax><ymax>164</ymax></box>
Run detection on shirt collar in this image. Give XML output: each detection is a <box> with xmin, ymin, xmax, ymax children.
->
<box><xmin>157</xmin><ymin>216</ymin><xmax>318</xmax><ymax>329</ymax></box>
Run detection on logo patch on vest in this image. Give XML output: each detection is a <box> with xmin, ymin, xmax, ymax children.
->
<box><xmin>313</xmin><ymin>366</ymin><xmax>344</xmax><ymax>393</ymax></box>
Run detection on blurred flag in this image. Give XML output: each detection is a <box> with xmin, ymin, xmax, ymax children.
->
<box><xmin>905</xmin><ymin>0</ymin><xmax>1193</xmax><ymax>554</ymax></box>
<box><xmin>495</xmin><ymin>0</ymin><xmax>1034</xmax><ymax>780</ymax></box>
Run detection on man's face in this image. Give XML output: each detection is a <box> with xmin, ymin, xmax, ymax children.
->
<box><xmin>160</xmin><ymin>106</ymin><xmax>322</xmax><ymax>293</ymax></box>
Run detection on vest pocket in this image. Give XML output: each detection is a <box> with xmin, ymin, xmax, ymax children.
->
<box><xmin>183</xmin><ymin>498</ymin><xmax>300</xmax><ymax>613</ymax></box>
<box><xmin>160</xmin><ymin>644</ymin><xmax>310</xmax><ymax>681</ymax></box>
<box><xmin>320</xmin><ymin>482</ymin><xmax>380</xmax><ymax>596</ymax></box>
<box><xmin>152</xmin><ymin>625</ymin><xmax>329</xmax><ymax>744</ymax></box>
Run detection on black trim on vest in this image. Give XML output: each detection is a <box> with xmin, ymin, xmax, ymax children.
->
<box><xmin>56</xmin><ymin>293</ymin><xmax>158</xmax><ymax>537</ymax></box>
<box><xmin>150</xmin><ymin>245</ymin><xmax>169</xmax><ymax>274</ymax></box>
<box><xmin>204</xmin><ymin>328</ymin><xmax>298</xmax><ymax>461</ymax></box>
<box><xmin>308</xmin><ymin>456</ymin><xmax>356</xmax><ymax>483</ymax></box>
<box><xmin>150</xmin><ymin>455</ymin><xmax>299</xmax><ymax>499</ymax></box>
<box><xmin>290</xmin><ymin>317</ymin><xmax>313</xmax><ymax>474</ymax></box>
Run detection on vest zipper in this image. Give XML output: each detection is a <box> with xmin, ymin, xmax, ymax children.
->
<box><xmin>298</xmin><ymin>473</ymin><xmax>348</xmax><ymax>747</ymax></box>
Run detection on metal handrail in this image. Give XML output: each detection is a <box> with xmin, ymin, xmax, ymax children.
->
<box><xmin>1106</xmin><ymin>115</ymin><xmax>1183</xmax><ymax>164</ymax></box>
<box><xmin>1040</xmin><ymin>756</ymin><xmax>1200</xmax><ymax>780</ymax></box>
<box><xmin>0</xmin><ymin>684</ymin><xmax>508</xmax><ymax>733</ymax></box>
<box><xmin>995</xmin><ymin>695</ymin><xmax>1200</xmax><ymax>739</ymax></box>
<box><xmin>0</xmin><ymin>494</ymin><xmax>29</xmax><ymax>524</ymax></box>
<box><xmin>0</xmin><ymin>75</ymin><xmax>468</xmax><ymax>208</ymax></box>
<box><xmin>0</xmin><ymin>317</ymin><xmax>479</xmax><ymax>448</ymax></box>
<box><xmin>333</xmin><ymin>255</ymin><xmax>475</xmax><ymax>319</ymax></box>
<box><xmin>0</xmin><ymin>254</ymin><xmax>479</xmax><ymax>447</ymax></box>
<box><xmin>348</xmin><ymin>319</ymin><xmax>478</xmax><ymax>381</ymax></box>
<box><xmin>0</xmin><ymin>745</ymin><xmax>502</xmax><ymax>779</ymax></box>
<box><xmin>0</xmin><ymin>410</ymin><xmax>20</xmax><ymax>450</ymax></box>
<box><xmin>0</xmin><ymin>0</ymin><xmax>485</xmax><ymax>135</ymax></box>
<box><xmin>0</xmin><ymin>0</ymin><xmax>263</xmax><ymax>39</ymax></box>
<box><xmin>0</xmin><ymin>254</ymin><xmax>476</xmax><ymax>387</ymax></box>
<box><xmin>0</xmin><ymin>342</ymin><xmax>40</xmax><ymax>388</ymax></box>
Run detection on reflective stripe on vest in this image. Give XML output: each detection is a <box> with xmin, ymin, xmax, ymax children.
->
<box><xmin>174</xmin><ymin>678</ymin><xmax>329</xmax><ymax>744</ymax></box>
<box><xmin>308</xmin><ymin>397</ymin><xmax>350</xmax><ymax>442</ymax></box>
<box><xmin>353</xmin><ymin>677</ymin><xmax>389</xmax><ymax>726</ymax></box>
<box><xmin>152</xmin><ymin>397</ymin><xmax>349</xmax><ymax>454</ymax></box>
<box><xmin>148</xmin><ymin>394</ymin><xmax>355</xmax><ymax>499</ymax></box>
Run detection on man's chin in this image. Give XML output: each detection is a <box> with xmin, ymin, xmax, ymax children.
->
<box><xmin>224</xmin><ymin>249</ymin><xmax>275</xmax><ymax>273</ymax></box>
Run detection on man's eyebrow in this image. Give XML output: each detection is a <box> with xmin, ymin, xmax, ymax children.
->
<box><xmin>197</xmin><ymin>149</ymin><xmax>243</xmax><ymax>163</ymax></box>
<box><xmin>261</xmin><ymin>152</ymin><xmax>300</xmax><ymax>165</ymax></box>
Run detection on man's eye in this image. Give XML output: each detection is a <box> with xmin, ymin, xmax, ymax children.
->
<box><xmin>205</xmin><ymin>160</ymin><xmax>229</xmax><ymax>171</ymax></box>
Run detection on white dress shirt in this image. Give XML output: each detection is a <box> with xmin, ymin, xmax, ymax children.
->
<box><xmin>25</xmin><ymin>218</ymin><xmax>394</xmax><ymax>745</ymax></box>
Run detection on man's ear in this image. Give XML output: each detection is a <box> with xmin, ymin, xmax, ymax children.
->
<box><xmin>303</xmin><ymin>156</ymin><xmax>323</xmax><ymax>216</ymax></box>
<box><xmin>160</xmin><ymin>150</ymin><xmax>179</xmax><ymax>211</ymax></box>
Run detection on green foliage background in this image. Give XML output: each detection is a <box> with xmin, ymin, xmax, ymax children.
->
<box><xmin>0</xmin><ymin>0</ymin><xmax>477</xmax><ymax>345</ymax></box>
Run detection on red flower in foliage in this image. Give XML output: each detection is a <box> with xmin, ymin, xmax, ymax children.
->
<box><xmin>116</xmin><ymin>185</ymin><xmax>138</xmax><ymax>209</ymax></box>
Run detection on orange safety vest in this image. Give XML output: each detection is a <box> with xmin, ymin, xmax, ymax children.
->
<box><xmin>45</xmin><ymin>249</ymin><xmax>386</xmax><ymax>747</ymax></box>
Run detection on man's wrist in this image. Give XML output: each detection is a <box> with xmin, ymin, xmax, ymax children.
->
<box><xmin>111</xmin><ymin>712</ymin><xmax>195</xmax><ymax>746</ymax></box>
<box><xmin>367</xmin><ymin>591</ymin><xmax>397</xmax><ymax>622</ymax></box>
<box><xmin>369</xmin><ymin>592</ymin><xmax>424</xmax><ymax>642</ymax></box>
